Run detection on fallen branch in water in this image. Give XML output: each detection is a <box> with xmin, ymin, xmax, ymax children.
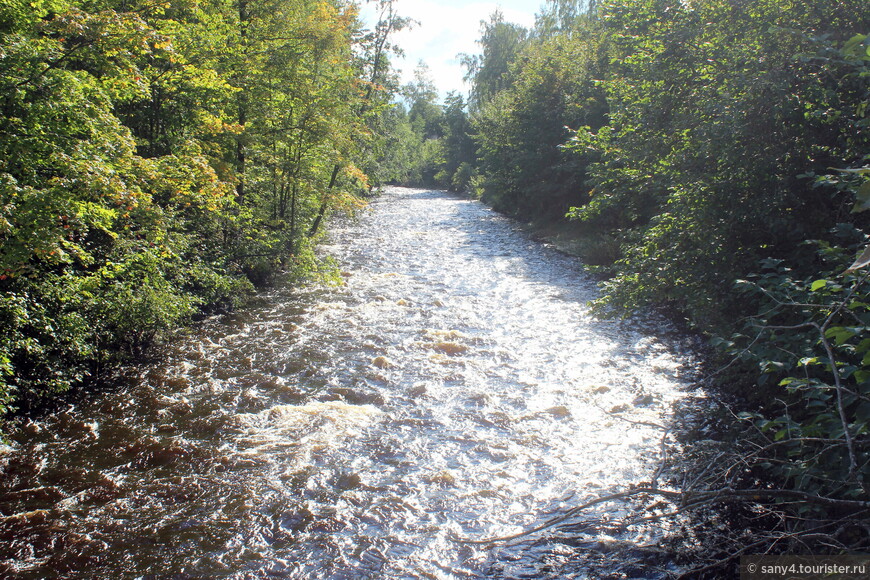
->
<box><xmin>448</xmin><ymin>486</ymin><xmax>870</xmax><ymax>546</ymax></box>
<box><xmin>449</xmin><ymin>486</ymin><xmax>678</xmax><ymax>545</ymax></box>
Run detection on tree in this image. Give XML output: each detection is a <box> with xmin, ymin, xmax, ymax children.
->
<box><xmin>571</xmin><ymin>0</ymin><xmax>869</xmax><ymax>328</ymax></box>
<box><xmin>460</xmin><ymin>10</ymin><xmax>529</xmax><ymax>111</ymax></box>
<box><xmin>438</xmin><ymin>92</ymin><xmax>476</xmax><ymax>191</ymax></box>
<box><xmin>468</xmin><ymin>5</ymin><xmax>608</xmax><ymax>219</ymax></box>
<box><xmin>0</xmin><ymin>0</ymin><xmax>406</xmax><ymax>413</ymax></box>
<box><xmin>0</xmin><ymin>2</ymin><xmax>241</xmax><ymax>407</ymax></box>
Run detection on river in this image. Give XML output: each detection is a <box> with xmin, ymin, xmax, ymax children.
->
<box><xmin>0</xmin><ymin>187</ymin><xmax>695</xmax><ymax>579</ymax></box>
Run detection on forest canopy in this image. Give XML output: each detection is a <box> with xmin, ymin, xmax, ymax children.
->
<box><xmin>0</xmin><ymin>0</ymin><xmax>406</xmax><ymax>413</ymax></box>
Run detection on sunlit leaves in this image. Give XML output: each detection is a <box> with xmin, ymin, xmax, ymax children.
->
<box><xmin>727</xmin><ymin>256</ymin><xmax>870</xmax><ymax>496</ymax></box>
<box><xmin>563</xmin><ymin>0</ymin><xmax>870</xmax><ymax>328</ymax></box>
<box><xmin>0</xmin><ymin>0</ymin><xmax>386</xmax><ymax>410</ymax></box>
<box><xmin>0</xmin><ymin>0</ymin><xmax>71</xmax><ymax>33</ymax></box>
<box><xmin>470</xmin><ymin>13</ymin><xmax>608</xmax><ymax>219</ymax></box>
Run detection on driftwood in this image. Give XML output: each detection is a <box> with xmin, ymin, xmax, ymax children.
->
<box><xmin>450</xmin><ymin>485</ymin><xmax>870</xmax><ymax>546</ymax></box>
<box><xmin>449</xmin><ymin>397</ymin><xmax>870</xmax><ymax>577</ymax></box>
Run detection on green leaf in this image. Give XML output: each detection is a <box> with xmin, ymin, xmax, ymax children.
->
<box><xmin>843</xmin><ymin>33</ymin><xmax>869</xmax><ymax>59</ymax></box>
<box><xmin>810</xmin><ymin>279</ymin><xmax>828</xmax><ymax>291</ymax></box>
<box><xmin>846</xmin><ymin>244</ymin><xmax>870</xmax><ymax>273</ymax></box>
<box><xmin>851</xmin><ymin>180</ymin><xmax>870</xmax><ymax>213</ymax></box>
<box><xmin>825</xmin><ymin>326</ymin><xmax>862</xmax><ymax>345</ymax></box>
<box><xmin>831</xmin><ymin>166</ymin><xmax>870</xmax><ymax>176</ymax></box>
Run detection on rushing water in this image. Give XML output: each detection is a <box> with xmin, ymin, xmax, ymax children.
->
<box><xmin>0</xmin><ymin>188</ymin><xmax>695</xmax><ymax>579</ymax></box>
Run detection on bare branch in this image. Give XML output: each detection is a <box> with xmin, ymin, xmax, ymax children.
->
<box><xmin>450</xmin><ymin>484</ymin><xmax>870</xmax><ymax>547</ymax></box>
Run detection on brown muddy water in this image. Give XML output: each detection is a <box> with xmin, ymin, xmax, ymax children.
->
<box><xmin>0</xmin><ymin>187</ymin><xmax>697</xmax><ymax>579</ymax></box>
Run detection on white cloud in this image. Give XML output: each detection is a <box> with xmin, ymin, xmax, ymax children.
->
<box><xmin>361</xmin><ymin>1</ymin><xmax>538</xmax><ymax>101</ymax></box>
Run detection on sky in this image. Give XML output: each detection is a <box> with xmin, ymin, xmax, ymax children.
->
<box><xmin>360</xmin><ymin>0</ymin><xmax>542</xmax><ymax>102</ymax></box>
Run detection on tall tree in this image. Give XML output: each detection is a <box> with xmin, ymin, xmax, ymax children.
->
<box><xmin>307</xmin><ymin>0</ymin><xmax>409</xmax><ymax>236</ymax></box>
<box><xmin>572</xmin><ymin>0</ymin><xmax>869</xmax><ymax>324</ymax></box>
<box><xmin>460</xmin><ymin>10</ymin><xmax>529</xmax><ymax>111</ymax></box>
<box><xmin>468</xmin><ymin>4</ymin><xmax>608</xmax><ymax>219</ymax></box>
<box><xmin>439</xmin><ymin>92</ymin><xmax>476</xmax><ymax>191</ymax></box>
<box><xmin>0</xmin><ymin>0</ymin><xmax>406</xmax><ymax>413</ymax></box>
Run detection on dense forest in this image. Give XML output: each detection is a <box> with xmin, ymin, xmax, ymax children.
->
<box><xmin>379</xmin><ymin>0</ymin><xmax>870</xmax><ymax>564</ymax></box>
<box><xmin>1</xmin><ymin>0</ymin><xmax>869</xmax><ymax>571</ymax></box>
<box><xmin>0</xmin><ymin>0</ymin><xmax>408</xmax><ymax>413</ymax></box>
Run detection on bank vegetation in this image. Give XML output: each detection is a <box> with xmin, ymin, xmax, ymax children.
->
<box><xmin>0</xmin><ymin>0</ymin><xmax>406</xmax><ymax>414</ymax></box>
<box><xmin>378</xmin><ymin>0</ymin><xmax>870</xmax><ymax>574</ymax></box>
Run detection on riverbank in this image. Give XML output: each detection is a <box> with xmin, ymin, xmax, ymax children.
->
<box><xmin>502</xmin><ymin>210</ymin><xmax>870</xmax><ymax>578</ymax></box>
<box><xmin>523</xmin><ymin>219</ymin><xmax>615</xmax><ymax>265</ymax></box>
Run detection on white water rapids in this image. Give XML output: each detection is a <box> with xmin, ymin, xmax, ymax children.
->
<box><xmin>0</xmin><ymin>187</ymin><xmax>696</xmax><ymax>579</ymax></box>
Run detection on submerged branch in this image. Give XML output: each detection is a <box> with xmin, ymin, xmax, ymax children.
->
<box><xmin>449</xmin><ymin>486</ymin><xmax>870</xmax><ymax>546</ymax></box>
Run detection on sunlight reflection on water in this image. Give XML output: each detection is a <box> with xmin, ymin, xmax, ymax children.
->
<box><xmin>0</xmin><ymin>187</ymin><xmax>695</xmax><ymax>579</ymax></box>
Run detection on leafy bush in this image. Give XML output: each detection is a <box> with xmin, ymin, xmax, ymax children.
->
<box><xmin>723</xmin><ymin>252</ymin><xmax>870</xmax><ymax>499</ymax></box>
<box><xmin>76</xmin><ymin>251</ymin><xmax>197</xmax><ymax>357</ymax></box>
<box><xmin>451</xmin><ymin>162</ymin><xmax>475</xmax><ymax>193</ymax></box>
<box><xmin>0</xmin><ymin>277</ymin><xmax>94</xmax><ymax>409</ymax></box>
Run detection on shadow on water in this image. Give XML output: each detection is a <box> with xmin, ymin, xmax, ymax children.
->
<box><xmin>0</xmin><ymin>187</ymin><xmax>698</xmax><ymax>579</ymax></box>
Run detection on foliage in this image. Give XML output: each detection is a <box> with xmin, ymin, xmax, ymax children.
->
<box><xmin>0</xmin><ymin>0</ymin><xmax>404</xmax><ymax>412</ymax></box>
<box><xmin>394</xmin><ymin>65</ymin><xmax>446</xmax><ymax>187</ymax></box>
<box><xmin>724</xmin><ymin>252</ymin><xmax>870</xmax><ymax>499</ymax></box>
<box><xmin>373</xmin><ymin>103</ymin><xmax>426</xmax><ymax>185</ymax></box>
<box><xmin>439</xmin><ymin>92</ymin><xmax>476</xmax><ymax>192</ymax></box>
<box><xmin>381</xmin><ymin>3</ymin><xmax>606</xmax><ymax>200</ymax></box>
<box><xmin>572</xmin><ymin>0</ymin><xmax>869</xmax><ymax>328</ymax></box>
<box><xmin>370</xmin><ymin>70</ymin><xmax>476</xmax><ymax>191</ymax></box>
<box><xmin>713</xmin><ymin>29</ymin><xmax>870</xmax><ymax>519</ymax></box>
<box><xmin>460</xmin><ymin>10</ymin><xmax>529</xmax><ymax>112</ymax></box>
<box><xmin>473</xmin><ymin>18</ymin><xmax>608</xmax><ymax>219</ymax></box>
<box><xmin>450</xmin><ymin>0</ymin><xmax>870</xmax><ymax>557</ymax></box>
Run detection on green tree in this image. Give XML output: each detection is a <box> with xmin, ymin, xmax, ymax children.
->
<box><xmin>461</xmin><ymin>10</ymin><xmax>529</xmax><ymax>111</ymax></box>
<box><xmin>438</xmin><ymin>92</ymin><xmax>475</xmax><ymax>191</ymax></box>
<box><xmin>0</xmin><ymin>0</ymin><xmax>405</xmax><ymax>413</ymax></box>
<box><xmin>0</xmin><ymin>2</ymin><xmax>241</xmax><ymax>407</ymax></box>
<box><xmin>470</xmin><ymin>6</ymin><xmax>608</xmax><ymax>219</ymax></box>
<box><xmin>571</xmin><ymin>0</ymin><xmax>869</xmax><ymax>328</ymax></box>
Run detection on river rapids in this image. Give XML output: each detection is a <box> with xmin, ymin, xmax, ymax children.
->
<box><xmin>0</xmin><ymin>187</ymin><xmax>696</xmax><ymax>579</ymax></box>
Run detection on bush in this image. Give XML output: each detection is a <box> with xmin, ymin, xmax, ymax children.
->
<box><xmin>723</xmin><ymin>252</ymin><xmax>870</xmax><ymax>499</ymax></box>
<box><xmin>77</xmin><ymin>250</ymin><xmax>198</xmax><ymax>358</ymax></box>
<box><xmin>451</xmin><ymin>162</ymin><xmax>475</xmax><ymax>193</ymax></box>
<box><xmin>0</xmin><ymin>278</ymin><xmax>94</xmax><ymax>410</ymax></box>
